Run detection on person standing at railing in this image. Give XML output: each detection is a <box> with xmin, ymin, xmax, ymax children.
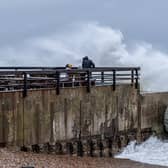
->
<box><xmin>81</xmin><ymin>56</ymin><xmax>95</xmax><ymax>86</ymax></box>
<box><xmin>82</xmin><ymin>56</ymin><xmax>95</xmax><ymax>68</ymax></box>
<box><xmin>64</xmin><ymin>64</ymin><xmax>75</xmax><ymax>87</ymax></box>
<box><xmin>60</xmin><ymin>64</ymin><xmax>72</xmax><ymax>87</ymax></box>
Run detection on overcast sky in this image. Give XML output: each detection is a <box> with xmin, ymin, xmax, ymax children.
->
<box><xmin>1</xmin><ymin>0</ymin><xmax>168</xmax><ymax>91</ymax></box>
<box><xmin>0</xmin><ymin>0</ymin><xmax>168</xmax><ymax>48</ymax></box>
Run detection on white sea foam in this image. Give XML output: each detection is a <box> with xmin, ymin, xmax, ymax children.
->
<box><xmin>115</xmin><ymin>136</ymin><xmax>168</xmax><ymax>167</ymax></box>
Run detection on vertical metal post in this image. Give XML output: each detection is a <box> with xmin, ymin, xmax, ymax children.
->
<box><xmin>87</xmin><ymin>70</ymin><xmax>91</xmax><ymax>93</ymax></box>
<box><xmin>135</xmin><ymin>69</ymin><xmax>139</xmax><ymax>89</ymax></box>
<box><xmin>131</xmin><ymin>69</ymin><xmax>134</xmax><ymax>86</ymax></box>
<box><xmin>56</xmin><ymin>71</ymin><xmax>60</xmax><ymax>95</ymax></box>
<box><xmin>23</xmin><ymin>72</ymin><xmax>27</xmax><ymax>98</ymax></box>
<box><xmin>101</xmin><ymin>71</ymin><xmax>104</xmax><ymax>84</ymax></box>
<box><xmin>113</xmin><ymin>70</ymin><xmax>116</xmax><ymax>91</ymax></box>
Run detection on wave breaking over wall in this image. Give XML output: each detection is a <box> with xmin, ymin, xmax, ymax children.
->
<box><xmin>1</xmin><ymin>22</ymin><xmax>168</xmax><ymax>91</ymax></box>
<box><xmin>115</xmin><ymin>136</ymin><xmax>168</xmax><ymax>167</ymax></box>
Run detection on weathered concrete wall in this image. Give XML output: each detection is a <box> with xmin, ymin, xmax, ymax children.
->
<box><xmin>141</xmin><ymin>92</ymin><xmax>168</xmax><ymax>134</ymax></box>
<box><xmin>0</xmin><ymin>85</ymin><xmax>139</xmax><ymax>147</ymax></box>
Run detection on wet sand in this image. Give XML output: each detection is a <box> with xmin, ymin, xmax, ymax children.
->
<box><xmin>0</xmin><ymin>149</ymin><xmax>166</xmax><ymax>168</ymax></box>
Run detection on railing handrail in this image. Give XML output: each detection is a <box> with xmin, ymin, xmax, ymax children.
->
<box><xmin>0</xmin><ymin>66</ymin><xmax>140</xmax><ymax>96</ymax></box>
<box><xmin>0</xmin><ymin>67</ymin><xmax>140</xmax><ymax>74</ymax></box>
<box><xmin>0</xmin><ymin>66</ymin><xmax>140</xmax><ymax>71</ymax></box>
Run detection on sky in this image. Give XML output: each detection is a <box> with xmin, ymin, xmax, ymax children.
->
<box><xmin>0</xmin><ymin>0</ymin><xmax>168</xmax><ymax>91</ymax></box>
<box><xmin>0</xmin><ymin>0</ymin><xmax>168</xmax><ymax>47</ymax></box>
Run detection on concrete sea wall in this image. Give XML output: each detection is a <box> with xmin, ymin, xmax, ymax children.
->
<box><xmin>0</xmin><ymin>85</ymin><xmax>139</xmax><ymax>148</ymax></box>
<box><xmin>141</xmin><ymin>92</ymin><xmax>168</xmax><ymax>135</ymax></box>
<box><xmin>2</xmin><ymin>85</ymin><xmax>168</xmax><ymax>155</ymax></box>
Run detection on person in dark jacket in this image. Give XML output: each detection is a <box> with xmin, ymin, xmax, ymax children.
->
<box><xmin>82</xmin><ymin>56</ymin><xmax>95</xmax><ymax>68</ymax></box>
<box><xmin>81</xmin><ymin>56</ymin><xmax>95</xmax><ymax>86</ymax></box>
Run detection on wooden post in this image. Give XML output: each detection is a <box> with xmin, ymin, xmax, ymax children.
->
<box><xmin>113</xmin><ymin>70</ymin><xmax>116</xmax><ymax>91</ymax></box>
<box><xmin>56</xmin><ymin>71</ymin><xmax>60</xmax><ymax>95</ymax></box>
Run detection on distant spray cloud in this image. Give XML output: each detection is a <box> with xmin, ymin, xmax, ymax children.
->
<box><xmin>0</xmin><ymin>22</ymin><xmax>168</xmax><ymax>92</ymax></box>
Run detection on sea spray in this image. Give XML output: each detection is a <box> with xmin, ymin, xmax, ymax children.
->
<box><xmin>1</xmin><ymin>23</ymin><xmax>168</xmax><ymax>91</ymax></box>
<box><xmin>115</xmin><ymin>136</ymin><xmax>168</xmax><ymax>166</ymax></box>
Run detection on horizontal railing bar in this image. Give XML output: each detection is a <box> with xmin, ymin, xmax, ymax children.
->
<box><xmin>0</xmin><ymin>66</ymin><xmax>140</xmax><ymax>70</ymax></box>
<box><xmin>0</xmin><ymin>66</ymin><xmax>69</xmax><ymax>70</ymax></box>
<box><xmin>0</xmin><ymin>67</ymin><xmax>140</xmax><ymax>73</ymax></box>
<box><xmin>0</xmin><ymin>71</ymin><xmax>56</xmax><ymax>75</ymax></box>
<box><xmin>0</xmin><ymin>77</ymin><xmax>55</xmax><ymax>81</ymax></box>
<box><xmin>56</xmin><ymin>68</ymin><xmax>140</xmax><ymax>73</ymax></box>
<box><xmin>116</xmin><ymin>77</ymin><xmax>133</xmax><ymax>80</ymax></box>
<box><xmin>0</xmin><ymin>66</ymin><xmax>140</xmax><ymax>92</ymax></box>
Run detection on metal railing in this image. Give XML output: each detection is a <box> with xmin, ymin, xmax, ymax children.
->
<box><xmin>0</xmin><ymin>66</ymin><xmax>140</xmax><ymax>96</ymax></box>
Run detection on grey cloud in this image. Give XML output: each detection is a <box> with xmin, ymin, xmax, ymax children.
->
<box><xmin>0</xmin><ymin>0</ymin><xmax>168</xmax><ymax>47</ymax></box>
<box><xmin>0</xmin><ymin>22</ymin><xmax>167</xmax><ymax>92</ymax></box>
<box><xmin>0</xmin><ymin>0</ymin><xmax>168</xmax><ymax>92</ymax></box>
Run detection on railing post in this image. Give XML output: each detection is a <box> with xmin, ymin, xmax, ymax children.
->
<box><xmin>113</xmin><ymin>70</ymin><xmax>116</xmax><ymax>91</ymax></box>
<box><xmin>101</xmin><ymin>71</ymin><xmax>104</xmax><ymax>84</ymax></box>
<box><xmin>135</xmin><ymin>69</ymin><xmax>139</xmax><ymax>89</ymax></box>
<box><xmin>87</xmin><ymin>70</ymin><xmax>91</xmax><ymax>93</ymax></box>
<box><xmin>23</xmin><ymin>72</ymin><xmax>27</xmax><ymax>98</ymax></box>
<box><xmin>56</xmin><ymin>71</ymin><xmax>60</xmax><ymax>95</ymax></box>
<box><xmin>131</xmin><ymin>69</ymin><xmax>134</xmax><ymax>86</ymax></box>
